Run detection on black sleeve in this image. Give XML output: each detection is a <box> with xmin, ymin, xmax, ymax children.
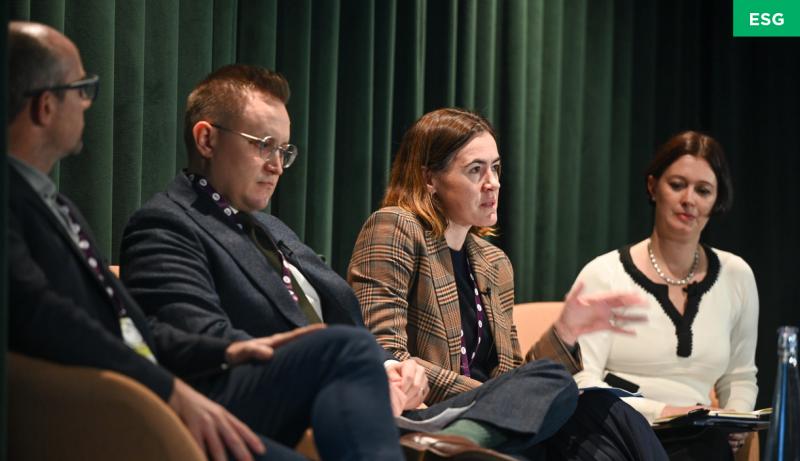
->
<box><xmin>8</xmin><ymin>213</ymin><xmax>175</xmax><ymax>401</ymax></box>
<box><xmin>146</xmin><ymin>318</ymin><xmax>232</xmax><ymax>380</ymax></box>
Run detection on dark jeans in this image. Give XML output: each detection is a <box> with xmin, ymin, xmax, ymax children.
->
<box><xmin>232</xmin><ymin>436</ymin><xmax>307</xmax><ymax>461</ymax></box>
<box><xmin>195</xmin><ymin>325</ymin><xmax>404</xmax><ymax>461</ymax></box>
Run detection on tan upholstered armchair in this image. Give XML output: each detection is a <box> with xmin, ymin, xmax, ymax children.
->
<box><xmin>9</xmin><ymin>352</ymin><xmax>206</xmax><ymax>461</ymax></box>
<box><xmin>9</xmin><ymin>351</ymin><xmax>320</xmax><ymax>461</ymax></box>
<box><xmin>512</xmin><ymin>302</ymin><xmax>759</xmax><ymax>461</ymax></box>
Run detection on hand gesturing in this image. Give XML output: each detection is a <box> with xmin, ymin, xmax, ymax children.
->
<box><xmin>553</xmin><ymin>281</ymin><xmax>647</xmax><ymax>346</ymax></box>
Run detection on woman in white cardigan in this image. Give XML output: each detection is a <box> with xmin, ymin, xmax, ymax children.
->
<box><xmin>572</xmin><ymin>131</ymin><xmax>758</xmax><ymax>460</ymax></box>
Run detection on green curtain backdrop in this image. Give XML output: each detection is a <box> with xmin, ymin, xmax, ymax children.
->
<box><xmin>7</xmin><ymin>0</ymin><xmax>800</xmax><ymax>414</ymax></box>
<box><xmin>9</xmin><ymin>0</ymin><xmax>645</xmax><ymax>299</ymax></box>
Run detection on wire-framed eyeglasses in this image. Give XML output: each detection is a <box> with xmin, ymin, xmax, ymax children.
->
<box><xmin>24</xmin><ymin>74</ymin><xmax>100</xmax><ymax>102</ymax></box>
<box><xmin>211</xmin><ymin>123</ymin><xmax>298</xmax><ymax>168</ymax></box>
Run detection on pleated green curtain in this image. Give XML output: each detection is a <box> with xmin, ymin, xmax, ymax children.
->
<box><xmin>8</xmin><ymin>0</ymin><xmax>644</xmax><ymax>302</ymax></box>
<box><xmin>8</xmin><ymin>0</ymin><xmax>800</xmax><ymax>413</ymax></box>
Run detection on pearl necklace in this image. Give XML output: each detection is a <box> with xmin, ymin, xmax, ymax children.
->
<box><xmin>647</xmin><ymin>240</ymin><xmax>699</xmax><ymax>286</ymax></box>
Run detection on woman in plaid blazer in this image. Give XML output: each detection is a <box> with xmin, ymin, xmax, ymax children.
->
<box><xmin>348</xmin><ymin>108</ymin><xmax>668</xmax><ymax>460</ymax></box>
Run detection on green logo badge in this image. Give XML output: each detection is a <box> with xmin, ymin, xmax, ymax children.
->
<box><xmin>734</xmin><ymin>0</ymin><xmax>800</xmax><ymax>36</ymax></box>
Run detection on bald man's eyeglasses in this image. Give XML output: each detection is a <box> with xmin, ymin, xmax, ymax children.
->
<box><xmin>25</xmin><ymin>74</ymin><xmax>100</xmax><ymax>102</ymax></box>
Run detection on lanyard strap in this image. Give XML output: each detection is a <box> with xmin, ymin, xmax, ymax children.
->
<box><xmin>54</xmin><ymin>196</ymin><xmax>126</xmax><ymax>318</ymax></box>
<box><xmin>55</xmin><ymin>196</ymin><xmax>157</xmax><ymax>363</ymax></box>
<box><xmin>186</xmin><ymin>172</ymin><xmax>243</xmax><ymax>230</ymax></box>
<box><xmin>459</xmin><ymin>258</ymin><xmax>486</xmax><ymax>378</ymax></box>
<box><xmin>187</xmin><ymin>171</ymin><xmax>320</xmax><ymax>322</ymax></box>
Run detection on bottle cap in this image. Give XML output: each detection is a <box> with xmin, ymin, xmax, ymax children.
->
<box><xmin>777</xmin><ymin>325</ymin><xmax>798</xmax><ymax>353</ymax></box>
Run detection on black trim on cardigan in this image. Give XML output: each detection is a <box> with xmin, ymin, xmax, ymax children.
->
<box><xmin>617</xmin><ymin>243</ymin><xmax>720</xmax><ymax>358</ymax></box>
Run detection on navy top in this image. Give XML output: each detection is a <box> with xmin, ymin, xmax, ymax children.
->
<box><xmin>450</xmin><ymin>247</ymin><xmax>498</xmax><ymax>382</ymax></box>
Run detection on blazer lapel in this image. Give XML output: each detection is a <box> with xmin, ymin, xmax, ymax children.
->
<box><xmin>10</xmin><ymin>168</ymin><xmax>144</xmax><ymax>338</ymax></box>
<box><xmin>424</xmin><ymin>230</ymin><xmax>463</xmax><ymax>373</ymax></box>
<box><xmin>275</xmin><ymin>237</ymin><xmax>356</xmax><ymax>325</ymax></box>
<box><xmin>465</xmin><ymin>235</ymin><xmax>501</xmax><ymax>316</ymax></box>
<box><xmin>11</xmin><ymin>169</ymin><xmax>108</xmax><ymax>290</ymax></box>
<box><xmin>465</xmin><ymin>234</ymin><xmax>505</xmax><ymax>345</ymax></box>
<box><xmin>165</xmin><ymin>176</ymin><xmax>307</xmax><ymax>328</ymax></box>
<box><xmin>465</xmin><ymin>235</ymin><xmax>511</xmax><ymax>373</ymax></box>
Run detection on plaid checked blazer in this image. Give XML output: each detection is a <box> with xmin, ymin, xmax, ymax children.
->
<box><xmin>349</xmin><ymin>207</ymin><xmax>581</xmax><ymax>404</ymax></box>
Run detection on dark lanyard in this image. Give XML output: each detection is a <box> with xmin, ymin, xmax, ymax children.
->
<box><xmin>187</xmin><ymin>172</ymin><xmax>243</xmax><ymax>230</ymax></box>
<box><xmin>55</xmin><ymin>196</ymin><xmax>127</xmax><ymax>318</ymax></box>
<box><xmin>186</xmin><ymin>172</ymin><xmax>302</xmax><ymax>305</ymax></box>
<box><xmin>459</xmin><ymin>258</ymin><xmax>486</xmax><ymax>378</ymax></box>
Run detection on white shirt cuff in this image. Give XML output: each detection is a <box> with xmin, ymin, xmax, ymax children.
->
<box><xmin>384</xmin><ymin>359</ymin><xmax>401</xmax><ymax>369</ymax></box>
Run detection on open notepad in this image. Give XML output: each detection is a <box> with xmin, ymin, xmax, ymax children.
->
<box><xmin>652</xmin><ymin>408</ymin><xmax>772</xmax><ymax>432</ymax></box>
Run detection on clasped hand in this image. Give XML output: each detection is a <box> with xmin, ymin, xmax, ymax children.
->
<box><xmin>386</xmin><ymin>359</ymin><xmax>429</xmax><ymax>416</ymax></box>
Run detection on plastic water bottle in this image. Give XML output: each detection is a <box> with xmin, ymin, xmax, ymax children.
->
<box><xmin>764</xmin><ymin>326</ymin><xmax>800</xmax><ymax>460</ymax></box>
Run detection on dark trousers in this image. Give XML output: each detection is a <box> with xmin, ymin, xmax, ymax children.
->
<box><xmin>659</xmin><ymin>428</ymin><xmax>734</xmax><ymax>461</ymax></box>
<box><xmin>194</xmin><ymin>326</ymin><xmax>404</xmax><ymax>461</ymax></box>
<box><xmin>538</xmin><ymin>389</ymin><xmax>669</xmax><ymax>461</ymax></box>
<box><xmin>246</xmin><ymin>436</ymin><xmax>307</xmax><ymax>461</ymax></box>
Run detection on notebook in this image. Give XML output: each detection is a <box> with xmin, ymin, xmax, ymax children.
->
<box><xmin>653</xmin><ymin>408</ymin><xmax>771</xmax><ymax>433</ymax></box>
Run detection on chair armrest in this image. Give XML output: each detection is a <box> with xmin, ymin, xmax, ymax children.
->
<box><xmin>9</xmin><ymin>352</ymin><xmax>205</xmax><ymax>461</ymax></box>
<box><xmin>513</xmin><ymin>302</ymin><xmax>564</xmax><ymax>353</ymax></box>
